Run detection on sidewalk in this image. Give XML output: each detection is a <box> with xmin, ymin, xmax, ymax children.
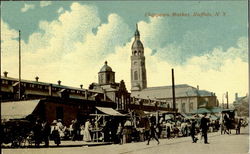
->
<box><xmin>0</xmin><ymin>129</ymin><xmax>241</xmax><ymax>149</ymax></box>
<box><xmin>1</xmin><ymin>140</ymin><xmax>112</xmax><ymax>149</ymax></box>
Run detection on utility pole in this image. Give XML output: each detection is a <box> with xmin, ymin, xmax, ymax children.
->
<box><xmin>222</xmin><ymin>93</ymin><xmax>224</xmax><ymax>109</ymax></box>
<box><xmin>0</xmin><ymin>1</ymin><xmax>2</xmax><ymax>122</ymax></box>
<box><xmin>226</xmin><ymin>91</ymin><xmax>229</xmax><ymax>109</ymax></box>
<box><xmin>19</xmin><ymin>30</ymin><xmax>21</xmax><ymax>100</ymax></box>
<box><xmin>171</xmin><ymin>68</ymin><xmax>176</xmax><ymax>121</ymax></box>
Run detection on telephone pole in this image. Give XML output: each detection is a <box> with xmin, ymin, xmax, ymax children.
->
<box><xmin>171</xmin><ymin>68</ymin><xmax>176</xmax><ymax>121</ymax></box>
<box><xmin>226</xmin><ymin>91</ymin><xmax>229</xmax><ymax>109</ymax></box>
<box><xmin>19</xmin><ymin>30</ymin><xmax>21</xmax><ymax>100</ymax></box>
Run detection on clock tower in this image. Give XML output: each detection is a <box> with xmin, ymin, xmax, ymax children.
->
<box><xmin>131</xmin><ymin>24</ymin><xmax>147</xmax><ymax>91</ymax></box>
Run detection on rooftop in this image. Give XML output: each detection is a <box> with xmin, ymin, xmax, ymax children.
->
<box><xmin>131</xmin><ymin>84</ymin><xmax>215</xmax><ymax>99</ymax></box>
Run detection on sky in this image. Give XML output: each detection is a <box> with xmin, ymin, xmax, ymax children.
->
<box><xmin>1</xmin><ymin>1</ymin><xmax>248</xmax><ymax>104</ymax></box>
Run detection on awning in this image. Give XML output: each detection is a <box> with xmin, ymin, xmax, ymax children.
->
<box><xmin>96</xmin><ymin>107</ymin><xmax>124</xmax><ymax>116</ymax></box>
<box><xmin>209</xmin><ymin>107</ymin><xmax>223</xmax><ymax>113</ymax></box>
<box><xmin>133</xmin><ymin>110</ymin><xmax>146</xmax><ymax>117</ymax></box>
<box><xmin>191</xmin><ymin>108</ymin><xmax>211</xmax><ymax>114</ymax></box>
<box><xmin>1</xmin><ymin>99</ymin><xmax>40</xmax><ymax>120</ymax></box>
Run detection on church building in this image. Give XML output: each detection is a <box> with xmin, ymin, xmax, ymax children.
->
<box><xmin>89</xmin><ymin>61</ymin><xmax>131</xmax><ymax>112</ymax></box>
<box><xmin>130</xmin><ymin>25</ymin><xmax>218</xmax><ymax>113</ymax></box>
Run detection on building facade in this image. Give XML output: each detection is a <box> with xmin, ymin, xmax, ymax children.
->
<box><xmin>130</xmin><ymin>25</ymin><xmax>218</xmax><ymax>113</ymax></box>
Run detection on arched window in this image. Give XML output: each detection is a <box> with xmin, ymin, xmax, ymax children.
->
<box><xmin>138</xmin><ymin>51</ymin><xmax>141</xmax><ymax>55</ymax></box>
<box><xmin>134</xmin><ymin>71</ymin><xmax>138</xmax><ymax>80</ymax></box>
<box><xmin>134</xmin><ymin>50</ymin><xmax>137</xmax><ymax>55</ymax></box>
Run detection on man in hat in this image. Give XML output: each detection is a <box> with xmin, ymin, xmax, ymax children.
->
<box><xmin>200</xmin><ymin>113</ymin><xmax>210</xmax><ymax>144</ymax></box>
<box><xmin>147</xmin><ymin>120</ymin><xmax>160</xmax><ymax>145</ymax></box>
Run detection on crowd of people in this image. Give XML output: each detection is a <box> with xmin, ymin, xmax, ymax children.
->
<box><xmin>28</xmin><ymin>117</ymin><xmax>123</xmax><ymax>147</ymax></box>
<box><xmin>2</xmin><ymin>112</ymin><xmax>248</xmax><ymax>148</ymax></box>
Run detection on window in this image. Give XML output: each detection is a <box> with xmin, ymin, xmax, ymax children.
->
<box><xmin>100</xmin><ymin>74</ymin><xmax>104</xmax><ymax>83</ymax></box>
<box><xmin>181</xmin><ymin>103</ymin><xmax>186</xmax><ymax>113</ymax></box>
<box><xmin>106</xmin><ymin>74</ymin><xmax>110</xmax><ymax>82</ymax></box>
<box><xmin>190</xmin><ymin>102</ymin><xmax>193</xmax><ymax>111</ymax></box>
<box><xmin>134</xmin><ymin>71</ymin><xmax>138</xmax><ymax>80</ymax></box>
<box><xmin>56</xmin><ymin>107</ymin><xmax>64</xmax><ymax>121</ymax></box>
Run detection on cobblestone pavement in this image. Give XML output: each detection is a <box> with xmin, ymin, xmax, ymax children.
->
<box><xmin>2</xmin><ymin>127</ymin><xmax>249</xmax><ymax>154</ymax></box>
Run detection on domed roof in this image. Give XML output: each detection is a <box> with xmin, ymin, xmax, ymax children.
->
<box><xmin>132</xmin><ymin>40</ymin><xmax>144</xmax><ymax>49</ymax></box>
<box><xmin>99</xmin><ymin>61</ymin><xmax>113</xmax><ymax>72</ymax></box>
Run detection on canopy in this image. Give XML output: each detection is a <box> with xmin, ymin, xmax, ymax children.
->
<box><xmin>96</xmin><ymin>107</ymin><xmax>124</xmax><ymax>116</ymax></box>
<box><xmin>133</xmin><ymin>110</ymin><xmax>146</xmax><ymax>117</ymax></box>
<box><xmin>1</xmin><ymin>99</ymin><xmax>40</xmax><ymax>120</ymax></box>
<box><xmin>209</xmin><ymin>107</ymin><xmax>223</xmax><ymax>113</ymax></box>
<box><xmin>191</xmin><ymin>108</ymin><xmax>211</xmax><ymax>114</ymax></box>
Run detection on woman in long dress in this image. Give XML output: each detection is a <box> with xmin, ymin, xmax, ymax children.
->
<box><xmin>83</xmin><ymin>119</ymin><xmax>92</xmax><ymax>142</ymax></box>
<box><xmin>51</xmin><ymin>120</ymin><xmax>61</xmax><ymax>146</ymax></box>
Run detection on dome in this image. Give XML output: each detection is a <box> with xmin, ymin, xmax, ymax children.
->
<box><xmin>99</xmin><ymin>61</ymin><xmax>113</xmax><ymax>72</ymax></box>
<box><xmin>132</xmin><ymin>40</ymin><xmax>144</xmax><ymax>49</ymax></box>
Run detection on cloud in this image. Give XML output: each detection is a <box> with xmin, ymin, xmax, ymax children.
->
<box><xmin>40</xmin><ymin>1</ymin><xmax>52</xmax><ymax>7</ymax></box>
<box><xmin>21</xmin><ymin>4</ymin><xmax>35</xmax><ymax>12</ymax></box>
<box><xmin>57</xmin><ymin>7</ymin><xmax>64</xmax><ymax>14</ymax></box>
<box><xmin>2</xmin><ymin>3</ymin><xmax>248</xmax><ymax>105</ymax></box>
<box><xmin>2</xmin><ymin>3</ymin><xmax>131</xmax><ymax>87</ymax></box>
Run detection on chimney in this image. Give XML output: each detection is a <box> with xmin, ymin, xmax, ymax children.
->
<box><xmin>80</xmin><ymin>84</ymin><xmax>83</xmax><ymax>89</ymax></box>
<box><xmin>85</xmin><ymin>90</ymin><xmax>88</xmax><ymax>100</ymax></box>
<box><xmin>3</xmin><ymin>71</ymin><xmax>8</xmax><ymax>77</ymax></box>
<box><xmin>235</xmin><ymin>93</ymin><xmax>238</xmax><ymax>100</ymax></box>
<box><xmin>58</xmin><ymin>80</ymin><xmax>61</xmax><ymax>86</ymax></box>
<box><xmin>35</xmin><ymin>76</ymin><xmax>39</xmax><ymax>82</ymax></box>
<box><xmin>197</xmin><ymin>85</ymin><xmax>199</xmax><ymax>90</ymax></box>
<box><xmin>49</xmin><ymin>84</ymin><xmax>53</xmax><ymax>96</ymax></box>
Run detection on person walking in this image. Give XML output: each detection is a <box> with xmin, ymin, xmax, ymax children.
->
<box><xmin>147</xmin><ymin>121</ymin><xmax>160</xmax><ymax>145</ymax></box>
<box><xmin>200</xmin><ymin>113</ymin><xmax>209</xmax><ymax>144</ymax></box>
<box><xmin>190</xmin><ymin>119</ymin><xmax>198</xmax><ymax>143</ymax></box>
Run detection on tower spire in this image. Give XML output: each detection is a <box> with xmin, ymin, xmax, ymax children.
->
<box><xmin>134</xmin><ymin>23</ymin><xmax>140</xmax><ymax>39</ymax></box>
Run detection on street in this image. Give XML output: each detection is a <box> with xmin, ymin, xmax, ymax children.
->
<box><xmin>2</xmin><ymin>127</ymin><xmax>249</xmax><ymax>154</ymax></box>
